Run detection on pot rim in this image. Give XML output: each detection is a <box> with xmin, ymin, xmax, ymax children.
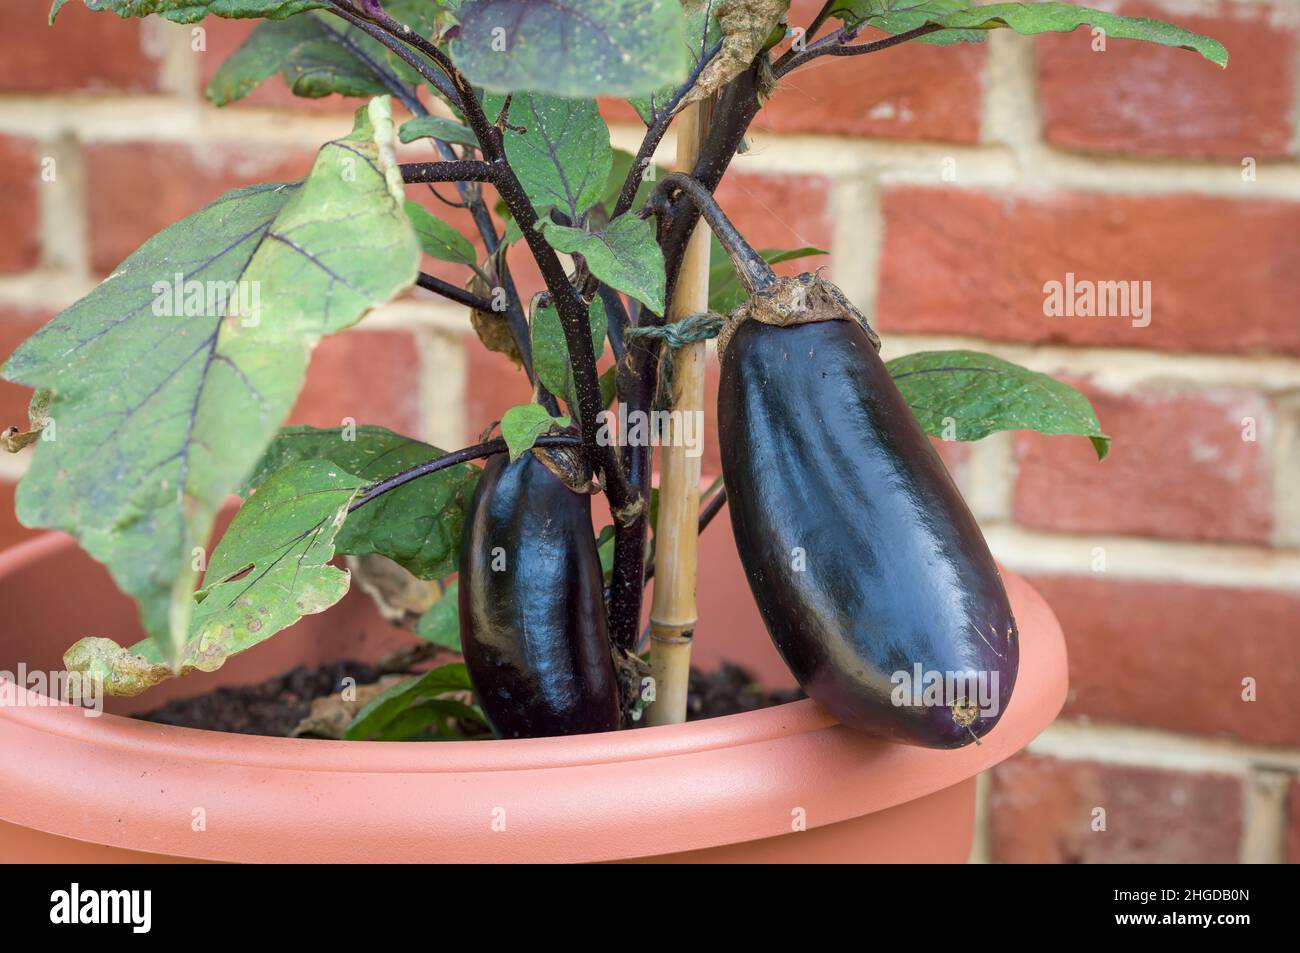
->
<box><xmin>0</xmin><ymin>533</ymin><xmax>1068</xmax><ymax>862</ymax></box>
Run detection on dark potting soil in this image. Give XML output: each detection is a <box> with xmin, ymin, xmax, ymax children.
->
<box><xmin>683</xmin><ymin>663</ymin><xmax>804</xmax><ymax>722</ymax></box>
<box><xmin>137</xmin><ymin>660</ymin><xmax>802</xmax><ymax>738</ymax></box>
<box><xmin>139</xmin><ymin>660</ymin><xmax>384</xmax><ymax>738</ymax></box>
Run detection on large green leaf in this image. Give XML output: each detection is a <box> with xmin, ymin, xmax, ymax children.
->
<box><xmin>887</xmin><ymin>349</ymin><xmax>1110</xmax><ymax>459</ymax></box>
<box><xmin>2</xmin><ymin>98</ymin><xmax>419</xmax><ymax>666</ymax></box>
<box><xmin>834</xmin><ymin>2</ymin><xmax>1227</xmax><ymax>64</ymax></box>
<box><xmin>541</xmin><ymin>217</ymin><xmax>666</xmax><ymax>314</ymax></box>
<box><xmin>450</xmin><ymin>0</ymin><xmax>689</xmax><ymax>97</ymax></box>
<box><xmin>205</xmin><ymin>4</ymin><xmax>444</xmax><ymax>106</ymax></box>
<box><xmin>491</xmin><ymin>94</ymin><xmax>612</xmax><ymax>223</ymax></box>
<box><xmin>244</xmin><ymin>425</ymin><xmax>479</xmax><ymax>579</ymax></box>
<box><xmin>63</xmin><ymin>460</ymin><xmax>363</xmax><ymax>696</ymax></box>
<box><xmin>531</xmin><ymin>296</ymin><xmax>607</xmax><ymax>402</ymax></box>
<box><xmin>708</xmin><ymin>237</ymin><xmax>827</xmax><ymax>313</ymax></box>
<box><xmin>51</xmin><ymin>0</ymin><xmax>325</xmax><ymax>24</ymax></box>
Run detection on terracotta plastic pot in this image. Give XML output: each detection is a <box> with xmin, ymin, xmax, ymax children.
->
<box><xmin>0</xmin><ymin>529</ymin><xmax>1067</xmax><ymax>863</ymax></box>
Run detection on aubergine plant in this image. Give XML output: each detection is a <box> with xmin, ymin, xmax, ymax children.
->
<box><xmin>3</xmin><ymin>1</ymin><xmax>1224</xmax><ymax>742</ymax></box>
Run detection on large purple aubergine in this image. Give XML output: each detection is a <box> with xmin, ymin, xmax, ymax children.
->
<box><xmin>717</xmin><ymin>274</ymin><xmax>1018</xmax><ymax>748</ymax></box>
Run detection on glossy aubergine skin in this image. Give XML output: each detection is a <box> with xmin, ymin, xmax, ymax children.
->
<box><xmin>719</xmin><ymin>318</ymin><xmax>1018</xmax><ymax>748</ymax></box>
<box><xmin>458</xmin><ymin>453</ymin><xmax>621</xmax><ymax>738</ymax></box>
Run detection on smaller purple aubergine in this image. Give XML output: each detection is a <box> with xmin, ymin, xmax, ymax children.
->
<box><xmin>458</xmin><ymin>452</ymin><xmax>621</xmax><ymax>739</ymax></box>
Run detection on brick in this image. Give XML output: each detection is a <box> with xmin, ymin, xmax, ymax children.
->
<box><xmin>289</xmin><ymin>330</ymin><xmax>423</xmax><ymax>438</ymax></box>
<box><xmin>878</xmin><ymin>187</ymin><xmax>1300</xmax><ymax>355</ymax></box>
<box><xmin>714</xmin><ymin>170</ymin><xmax>833</xmax><ymax>266</ymax></box>
<box><xmin>1289</xmin><ymin>780</ymin><xmax>1300</xmax><ymax>864</ymax></box>
<box><xmin>197</xmin><ymin>17</ymin><xmax>359</xmax><ymax>112</ymax></box>
<box><xmin>0</xmin><ymin>306</ymin><xmax>51</xmax><ymax>433</ymax></box>
<box><xmin>462</xmin><ymin>333</ymin><xmax>533</xmax><ymax>445</ymax></box>
<box><xmin>598</xmin><ymin>98</ymin><xmax>642</xmax><ymax>128</ymax></box>
<box><xmin>756</xmin><ymin>0</ymin><xmax>984</xmax><ymax>143</ymax></box>
<box><xmin>0</xmin><ymin>0</ymin><xmax>161</xmax><ymax>93</ymax></box>
<box><xmin>1013</xmin><ymin>382</ymin><xmax>1272</xmax><ymax>544</ymax></box>
<box><xmin>989</xmin><ymin>753</ymin><xmax>1244</xmax><ymax>863</ymax></box>
<box><xmin>0</xmin><ymin>481</ymin><xmax>40</xmax><ymax>553</ymax></box>
<box><xmin>84</xmin><ymin>141</ymin><xmax>318</xmax><ymax>273</ymax></box>
<box><xmin>1028</xmin><ymin>574</ymin><xmax>1300</xmax><ymax>747</ymax></box>
<box><xmin>930</xmin><ymin>435</ymin><xmax>972</xmax><ymax>477</ymax></box>
<box><xmin>1037</xmin><ymin>1</ymin><xmax>1296</xmax><ymax>160</ymax></box>
<box><xmin>0</xmin><ymin>137</ymin><xmax>40</xmax><ymax>274</ymax></box>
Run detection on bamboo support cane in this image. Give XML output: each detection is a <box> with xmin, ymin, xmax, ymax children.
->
<box><xmin>647</xmin><ymin>99</ymin><xmax>714</xmax><ymax>727</ymax></box>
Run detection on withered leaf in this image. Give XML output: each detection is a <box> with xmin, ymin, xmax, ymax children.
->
<box><xmin>680</xmin><ymin>0</ymin><xmax>790</xmax><ymax>107</ymax></box>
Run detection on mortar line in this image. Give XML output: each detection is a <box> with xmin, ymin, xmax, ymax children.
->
<box><xmin>984</xmin><ymin>524</ymin><xmax>1300</xmax><ymax>589</ymax></box>
<box><xmin>1030</xmin><ymin>719</ymin><xmax>1300</xmax><ymax>774</ymax></box>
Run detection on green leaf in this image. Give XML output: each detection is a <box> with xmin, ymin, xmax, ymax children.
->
<box><xmin>414</xmin><ymin>580</ymin><xmax>460</xmax><ymax>651</ymax></box>
<box><xmin>368</xmin><ymin>697</ymin><xmax>489</xmax><ymax>741</ymax></box>
<box><xmin>405</xmin><ymin>200</ymin><xmax>478</xmax><ymax>266</ymax></box>
<box><xmin>490</xmin><ymin>94</ymin><xmax>612</xmax><ymax>222</ymax></box>
<box><xmin>886</xmin><ymin>349</ymin><xmax>1110</xmax><ymax>459</ymax></box>
<box><xmin>53</xmin><ymin>0</ymin><xmax>326</xmax><ymax>26</ymax></box>
<box><xmin>835</xmin><ymin>2</ymin><xmax>1227</xmax><ymax>65</ymax></box>
<box><xmin>244</xmin><ymin>425</ymin><xmax>479</xmax><ymax>579</ymax></box>
<box><xmin>451</xmin><ymin>0</ymin><xmax>689</xmax><ymax>97</ymax></box>
<box><xmin>2</xmin><ymin>97</ymin><xmax>419</xmax><ymax>665</ymax></box>
<box><xmin>63</xmin><ymin>460</ymin><xmax>362</xmax><ymax>696</ymax></box>
<box><xmin>399</xmin><ymin>116</ymin><xmax>479</xmax><ymax>148</ymax></box>
<box><xmin>531</xmin><ymin>296</ymin><xmax>607</xmax><ymax>401</ymax></box>
<box><xmin>599</xmin><ymin>365</ymin><xmax>618</xmax><ymax>408</ymax></box>
<box><xmin>206</xmin><ymin>15</ymin><xmax>382</xmax><ymax>106</ymax></box>
<box><xmin>831</xmin><ymin>0</ymin><xmax>981</xmax><ymax>44</ymax></box>
<box><xmin>500</xmin><ymin>404</ymin><xmax>570</xmax><ymax>460</ymax></box>
<box><xmin>708</xmin><ymin>237</ymin><xmax>827</xmax><ymax>313</ymax></box>
<box><xmin>596</xmin><ymin>523</ymin><xmax>616</xmax><ymax>582</ymax></box>
<box><xmin>501</xmin><ymin>216</ymin><xmax>525</xmax><ymax>248</ymax></box>
<box><xmin>344</xmin><ymin>662</ymin><xmax>476</xmax><ymax>740</ymax></box>
<box><xmin>541</xmin><ymin>217</ymin><xmax>666</xmax><ymax>313</ymax></box>
<box><xmin>205</xmin><ymin>4</ymin><xmax>445</xmax><ymax>106</ymax></box>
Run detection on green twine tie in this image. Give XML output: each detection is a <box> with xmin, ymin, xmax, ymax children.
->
<box><xmin>624</xmin><ymin>313</ymin><xmax>724</xmax><ymax>410</ymax></box>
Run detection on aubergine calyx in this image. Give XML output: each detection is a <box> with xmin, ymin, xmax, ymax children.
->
<box><xmin>643</xmin><ymin>173</ymin><xmax>881</xmax><ymax>355</ymax></box>
<box><xmin>716</xmin><ymin>273</ymin><xmax>881</xmax><ymax>361</ymax></box>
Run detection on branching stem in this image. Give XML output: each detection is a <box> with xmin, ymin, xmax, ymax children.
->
<box><xmin>348</xmin><ymin>434</ymin><xmax>582</xmax><ymax>513</ymax></box>
<box><xmin>401</xmin><ymin>160</ymin><xmax>495</xmax><ymax>183</ymax></box>
<box><xmin>773</xmin><ymin>23</ymin><xmax>944</xmax><ymax>78</ymax></box>
<box><xmin>333</xmin><ymin>0</ymin><xmax>635</xmax><ymax>510</ymax></box>
<box><xmin>416</xmin><ymin>272</ymin><xmax>495</xmax><ymax>312</ymax></box>
<box><xmin>645</xmin><ymin>172</ymin><xmax>775</xmax><ymax>295</ymax></box>
<box><xmin>611</xmin><ymin>39</ymin><xmax>723</xmax><ymax>221</ymax></box>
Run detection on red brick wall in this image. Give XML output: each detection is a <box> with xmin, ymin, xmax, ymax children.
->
<box><xmin>1</xmin><ymin>0</ymin><xmax>1297</xmax><ymax>862</ymax></box>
